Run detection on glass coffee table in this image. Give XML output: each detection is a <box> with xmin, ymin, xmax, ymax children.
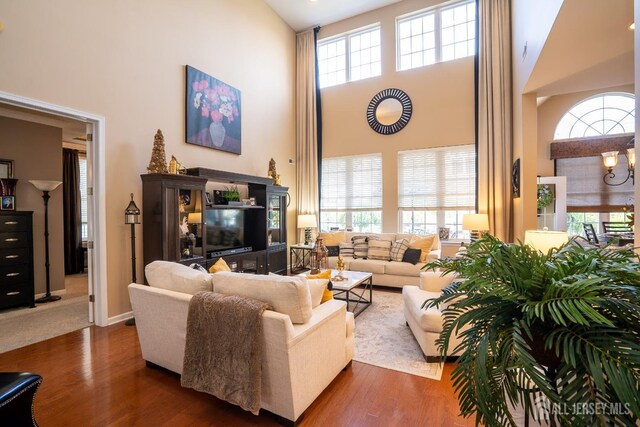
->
<box><xmin>303</xmin><ymin>270</ymin><xmax>373</xmax><ymax>317</ymax></box>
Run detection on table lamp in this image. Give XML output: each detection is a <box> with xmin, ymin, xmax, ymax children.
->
<box><xmin>462</xmin><ymin>214</ymin><xmax>489</xmax><ymax>242</ymax></box>
<box><xmin>298</xmin><ymin>214</ymin><xmax>317</xmax><ymax>245</ymax></box>
<box><xmin>187</xmin><ymin>212</ymin><xmax>202</xmax><ymax>235</ymax></box>
<box><xmin>524</xmin><ymin>229</ymin><xmax>569</xmax><ymax>253</ymax></box>
<box><xmin>29</xmin><ymin>180</ymin><xmax>63</xmax><ymax>303</ymax></box>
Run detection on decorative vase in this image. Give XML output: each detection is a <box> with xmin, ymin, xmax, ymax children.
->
<box><xmin>0</xmin><ymin>178</ymin><xmax>18</xmax><ymax>196</ymax></box>
<box><xmin>209</xmin><ymin>122</ymin><xmax>226</xmax><ymax>147</ymax></box>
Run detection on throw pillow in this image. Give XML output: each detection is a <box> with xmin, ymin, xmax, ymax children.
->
<box><xmin>307</xmin><ymin>278</ymin><xmax>330</xmax><ymax>308</ymax></box>
<box><xmin>318</xmin><ymin>231</ymin><xmax>346</xmax><ymax>247</ymax></box>
<box><xmin>367</xmin><ymin>239</ymin><xmax>392</xmax><ymax>261</ymax></box>
<box><xmin>402</xmin><ymin>248</ymin><xmax>422</xmax><ymax>265</ymax></box>
<box><xmin>326</xmin><ymin>245</ymin><xmax>340</xmax><ymax>257</ymax></box>
<box><xmin>410</xmin><ymin>235</ymin><xmax>437</xmax><ymax>262</ymax></box>
<box><xmin>390</xmin><ymin>239</ymin><xmax>410</xmax><ymax>262</ymax></box>
<box><xmin>351</xmin><ymin>235</ymin><xmax>368</xmax><ymax>259</ymax></box>
<box><xmin>339</xmin><ymin>241</ymin><xmax>354</xmax><ymax>257</ymax></box>
<box><xmin>209</xmin><ymin>258</ymin><xmax>231</xmax><ymax>274</ymax></box>
<box><xmin>306</xmin><ymin>269</ymin><xmax>334</xmax><ymax>303</ymax></box>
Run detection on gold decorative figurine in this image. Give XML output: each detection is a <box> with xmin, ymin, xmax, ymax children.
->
<box><xmin>333</xmin><ymin>255</ymin><xmax>347</xmax><ymax>281</ymax></box>
<box><xmin>147</xmin><ymin>129</ymin><xmax>168</xmax><ymax>174</ymax></box>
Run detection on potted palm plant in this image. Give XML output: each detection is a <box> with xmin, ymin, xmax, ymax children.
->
<box><xmin>424</xmin><ymin>235</ymin><xmax>640</xmax><ymax>426</ymax></box>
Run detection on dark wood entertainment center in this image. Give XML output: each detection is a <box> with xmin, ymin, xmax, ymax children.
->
<box><xmin>141</xmin><ymin>168</ymin><xmax>288</xmax><ymax>278</ymax></box>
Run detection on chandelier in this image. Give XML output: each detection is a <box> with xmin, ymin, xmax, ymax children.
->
<box><xmin>602</xmin><ymin>139</ymin><xmax>635</xmax><ymax>186</ymax></box>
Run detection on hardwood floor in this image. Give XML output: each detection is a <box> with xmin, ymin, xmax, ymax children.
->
<box><xmin>0</xmin><ymin>323</ymin><xmax>472</xmax><ymax>426</ymax></box>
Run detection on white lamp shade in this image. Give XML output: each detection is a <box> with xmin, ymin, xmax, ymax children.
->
<box><xmin>524</xmin><ymin>229</ymin><xmax>568</xmax><ymax>253</ymax></box>
<box><xmin>627</xmin><ymin>148</ymin><xmax>636</xmax><ymax>168</ymax></box>
<box><xmin>297</xmin><ymin>214</ymin><xmax>317</xmax><ymax>228</ymax></box>
<box><xmin>29</xmin><ymin>180</ymin><xmax>62</xmax><ymax>192</ymax></box>
<box><xmin>602</xmin><ymin>151</ymin><xmax>619</xmax><ymax>169</ymax></box>
<box><xmin>187</xmin><ymin>212</ymin><xmax>202</xmax><ymax>224</ymax></box>
<box><xmin>462</xmin><ymin>214</ymin><xmax>489</xmax><ymax>231</ymax></box>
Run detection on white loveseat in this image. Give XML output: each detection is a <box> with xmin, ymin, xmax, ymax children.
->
<box><xmin>322</xmin><ymin>232</ymin><xmax>441</xmax><ymax>288</ymax></box>
<box><xmin>402</xmin><ymin>270</ymin><xmax>462</xmax><ymax>360</ymax></box>
<box><xmin>128</xmin><ymin>261</ymin><xmax>354</xmax><ymax>424</ymax></box>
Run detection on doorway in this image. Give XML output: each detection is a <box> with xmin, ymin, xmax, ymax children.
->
<box><xmin>0</xmin><ymin>90</ymin><xmax>108</xmax><ymax>332</ymax></box>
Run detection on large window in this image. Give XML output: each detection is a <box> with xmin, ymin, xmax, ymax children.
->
<box><xmin>398</xmin><ymin>145</ymin><xmax>475</xmax><ymax>239</ymax></box>
<box><xmin>553</xmin><ymin>92</ymin><xmax>635</xmax><ymax>237</ymax></box>
<box><xmin>320</xmin><ymin>154</ymin><xmax>382</xmax><ymax>232</ymax></box>
<box><xmin>397</xmin><ymin>0</ymin><xmax>475</xmax><ymax>71</ymax></box>
<box><xmin>554</xmin><ymin>93</ymin><xmax>635</xmax><ymax>139</ymax></box>
<box><xmin>318</xmin><ymin>25</ymin><xmax>381</xmax><ymax>88</ymax></box>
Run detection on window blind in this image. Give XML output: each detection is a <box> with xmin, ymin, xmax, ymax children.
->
<box><xmin>556</xmin><ymin>156</ymin><xmax>633</xmax><ymax>212</ymax></box>
<box><xmin>398</xmin><ymin>145</ymin><xmax>475</xmax><ymax>210</ymax></box>
<box><xmin>321</xmin><ymin>153</ymin><xmax>382</xmax><ymax>211</ymax></box>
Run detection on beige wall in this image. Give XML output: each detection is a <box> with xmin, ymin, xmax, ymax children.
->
<box><xmin>0</xmin><ymin>0</ymin><xmax>296</xmax><ymax>318</ymax></box>
<box><xmin>0</xmin><ymin>117</ymin><xmax>64</xmax><ymax>294</ymax></box>
<box><xmin>511</xmin><ymin>0</ymin><xmax>564</xmax><ymax>241</ymax></box>
<box><xmin>537</xmin><ymin>84</ymin><xmax>635</xmax><ymax>177</ymax></box>
<box><xmin>319</xmin><ymin>0</ymin><xmax>475</xmax><ymax>233</ymax></box>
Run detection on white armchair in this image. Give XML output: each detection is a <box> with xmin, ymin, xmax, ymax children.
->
<box><xmin>402</xmin><ymin>270</ymin><xmax>462</xmax><ymax>361</ymax></box>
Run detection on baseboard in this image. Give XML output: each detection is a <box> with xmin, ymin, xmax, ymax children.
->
<box><xmin>108</xmin><ymin>311</ymin><xmax>133</xmax><ymax>325</ymax></box>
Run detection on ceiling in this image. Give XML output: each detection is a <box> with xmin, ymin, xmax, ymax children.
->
<box><xmin>527</xmin><ymin>0</ymin><xmax>634</xmax><ymax>97</ymax></box>
<box><xmin>0</xmin><ymin>103</ymin><xmax>87</xmax><ymax>146</ymax></box>
<box><xmin>263</xmin><ymin>0</ymin><xmax>402</xmax><ymax>32</ymax></box>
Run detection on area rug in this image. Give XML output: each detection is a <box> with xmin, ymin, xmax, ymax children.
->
<box><xmin>0</xmin><ymin>295</ymin><xmax>91</xmax><ymax>353</ymax></box>
<box><xmin>353</xmin><ymin>289</ymin><xmax>443</xmax><ymax>380</ymax></box>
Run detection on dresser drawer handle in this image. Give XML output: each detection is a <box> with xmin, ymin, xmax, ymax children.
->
<box><xmin>4</xmin><ymin>238</ymin><xmax>19</xmax><ymax>242</ymax></box>
<box><xmin>5</xmin><ymin>255</ymin><xmax>19</xmax><ymax>259</ymax></box>
<box><xmin>6</xmin><ymin>272</ymin><xmax>20</xmax><ymax>277</ymax></box>
<box><xmin>4</xmin><ymin>221</ymin><xmax>18</xmax><ymax>225</ymax></box>
<box><xmin>6</xmin><ymin>291</ymin><xmax>20</xmax><ymax>296</ymax></box>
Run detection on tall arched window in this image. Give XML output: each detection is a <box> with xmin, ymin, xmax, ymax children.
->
<box><xmin>552</xmin><ymin>92</ymin><xmax>635</xmax><ymax>236</ymax></box>
<box><xmin>554</xmin><ymin>92</ymin><xmax>635</xmax><ymax>139</ymax></box>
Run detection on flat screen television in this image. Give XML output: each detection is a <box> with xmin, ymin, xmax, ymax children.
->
<box><xmin>206</xmin><ymin>209</ymin><xmax>245</xmax><ymax>252</ymax></box>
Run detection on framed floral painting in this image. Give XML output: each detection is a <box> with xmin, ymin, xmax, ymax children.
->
<box><xmin>185</xmin><ymin>65</ymin><xmax>241</xmax><ymax>154</ymax></box>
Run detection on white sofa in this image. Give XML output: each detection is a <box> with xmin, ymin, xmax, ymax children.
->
<box><xmin>323</xmin><ymin>232</ymin><xmax>441</xmax><ymax>288</ymax></box>
<box><xmin>402</xmin><ymin>270</ymin><xmax>462</xmax><ymax>361</ymax></box>
<box><xmin>128</xmin><ymin>261</ymin><xmax>354</xmax><ymax>424</ymax></box>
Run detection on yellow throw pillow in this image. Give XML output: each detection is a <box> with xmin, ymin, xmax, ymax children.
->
<box><xmin>209</xmin><ymin>258</ymin><xmax>231</xmax><ymax>274</ymax></box>
<box><xmin>307</xmin><ymin>270</ymin><xmax>334</xmax><ymax>303</ymax></box>
<box><xmin>317</xmin><ymin>231</ymin><xmax>346</xmax><ymax>247</ymax></box>
<box><xmin>410</xmin><ymin>235</ymin><xmax>436</xmax><ymax>262</ymax></box>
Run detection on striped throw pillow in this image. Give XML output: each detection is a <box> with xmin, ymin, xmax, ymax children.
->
<box><xmin>339</xmin><ymin>242</ymin><xmax>354</xmax><ymax>258</ymax></box>
<box><xmin>390</xmin><ymin>239</ymin><xmax>410</xmax><ymax>262</ymax></box>
<box><xmin>368</xmin><ymin>239</ymin><xmax>392</xmax><ymax>261</ymax></box>
<box><xmin>351</xmin><ymin>236</ymin><xmax>368</xmax><ymax>259</ymax></box>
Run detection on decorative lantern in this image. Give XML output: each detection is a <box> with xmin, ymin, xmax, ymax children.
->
<box><xmin>309</xmin><ymin>236</ymin><xmax>329</xmax><ymax>274</ymax></box>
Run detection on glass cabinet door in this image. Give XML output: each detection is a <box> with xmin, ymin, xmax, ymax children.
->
<box><xmin>178</xmin><ymin>188</ymin><xmax>204</xmax><ymax>261</ymax></box>
<box><xmin>267</xmin><ymin>192</ymin><xmax>285</xmax><ymax>246</ymax></box>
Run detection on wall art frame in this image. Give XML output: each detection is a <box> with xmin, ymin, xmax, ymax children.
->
<box><xmin>185</xmin><ymin>65</ymin><xmax>242</xmax><ymax>155</ymax></box>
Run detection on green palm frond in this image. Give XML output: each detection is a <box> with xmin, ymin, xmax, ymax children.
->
<box><xmin>422</xmin><ymin>234</ymin><xmax>640</xmax><ymax>426</ymax></box>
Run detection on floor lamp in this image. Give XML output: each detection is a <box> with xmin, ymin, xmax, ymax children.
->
<box><xmin>29</xmin><ymin>180</ymin><xmax>63</xmax><ymax>304</ymax></box>
<box><xmin>124</xmin><ymin>193</ymin><xmax>140</xmax><ymax>326</ymax></box>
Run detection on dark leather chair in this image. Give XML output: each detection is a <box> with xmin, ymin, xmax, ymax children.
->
<box><xmin>0</xmin><ymin>372</ymin><xmax>42</xmax><ymax>426</ymax></box>
<box><xmin>582</xmin><ymin>223</ymin><xmax>599</xmax><ymax>245</ymax></box>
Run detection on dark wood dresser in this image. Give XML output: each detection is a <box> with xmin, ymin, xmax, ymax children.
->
<box><xmin>0</xmin><ymin>211</ymin><xmax>35</xmax><ymax>310</ymax></box>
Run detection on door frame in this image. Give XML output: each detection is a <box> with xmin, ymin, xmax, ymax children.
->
<box><xmin>0</xmin><ymin>90</ymin><xmax>108</xmax><ymax>327</ymax></box>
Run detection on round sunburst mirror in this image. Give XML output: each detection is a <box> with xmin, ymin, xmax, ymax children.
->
<box><xmin>366</xmin><ymin>88</ymin><xmax>412</xmax><ymax>135</ymax></box>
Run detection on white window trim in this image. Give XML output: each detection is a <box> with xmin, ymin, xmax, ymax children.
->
<box><xmin>396</xmin><ymin>0</ymin><xmax>475</xmax><ymax>72</ymax></box>
<box><xmin>318</xmin><ymin>23</ymin><xmax>381</xmax><ymax>88</ymax></box>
